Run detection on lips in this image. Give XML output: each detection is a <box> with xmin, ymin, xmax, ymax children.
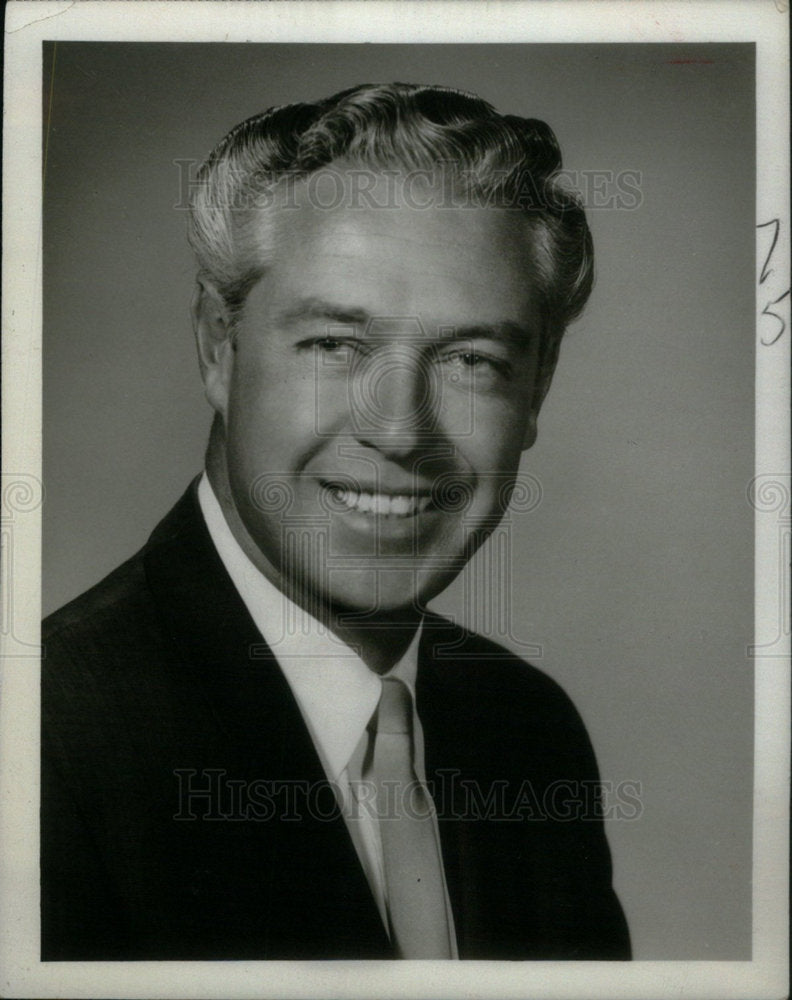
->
<box><xmin>322</xmin><ymin>481</ymin><xmax>434</xmax><ymax>518</ymax></box>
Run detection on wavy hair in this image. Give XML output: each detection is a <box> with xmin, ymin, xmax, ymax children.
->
<box><xmin>188</xmin><ymin>82</ymin><xmax>593</xmax><ymax>353</ymax></box>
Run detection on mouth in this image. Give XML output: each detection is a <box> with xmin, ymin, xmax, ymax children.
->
<box><xmin>322</xmin><ymin>481</ymin><xmax>434</xmax><ymax>518</ymax></box>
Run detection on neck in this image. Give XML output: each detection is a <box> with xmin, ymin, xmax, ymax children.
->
<box><xmin>327</xmin><ymin>605</ymin><xmax>423</xmax><ymax>675</ymax></box>
<box><xmin>204</xmin><ymin>422</ymin><xmax>422</xmax><ymax>674</ymax></box>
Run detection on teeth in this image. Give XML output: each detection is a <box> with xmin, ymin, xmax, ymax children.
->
<box><xmin>328</xmin><ymin>487</ymin><xmax>432</xmax><ymax>517</ymax></box>
<box><xmin>389</xmin><ymin>496</ymin><xmax>412</xmax><ymax>516</ymax></box>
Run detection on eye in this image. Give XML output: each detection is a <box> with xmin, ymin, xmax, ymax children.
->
<box><xmin>316</xmin><ymin>337</ymin><xmax>343</xmax><ymax>352</ymax></box>
<box><xmin>296</xmin><ymin>336</ymin><xmax>361</xmax><ymax>356</ymax></box>
<box><xmin>437</xmin><ymin>347</ymin><xmax>510</xmax><ymax>382</ymax></box>
<box><xmin>457</xmin><ymin>352</ymin><xmax>490</xmax><ymax>368</ymax></box>
<box><xmin>296</xmin><ymin>335</ymin><xmax>373</xmax><ymax>369</ymax></box>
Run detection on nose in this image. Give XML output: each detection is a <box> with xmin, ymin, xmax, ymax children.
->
<box><xmin>351</xmin><ymin>347</ymin><xmax>437</xmax><ymax>458</ymax></box>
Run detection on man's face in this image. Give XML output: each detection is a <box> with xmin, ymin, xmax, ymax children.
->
<box><xmin>203</xmin><ymin>174</ymin><xmax>547</xmax><ymax>614</ymax></box>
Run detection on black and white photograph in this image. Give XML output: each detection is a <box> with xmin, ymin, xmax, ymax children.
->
<box><xmin>1</xmin><ymin>2</ymin><xmax>788</xmax><ymax>998</ymax></box>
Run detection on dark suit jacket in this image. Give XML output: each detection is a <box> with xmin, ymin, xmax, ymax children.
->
<box><xmin>41</xmin><ymin>481</ymin><xmax>631</xmax><ymax>960</ymax></box>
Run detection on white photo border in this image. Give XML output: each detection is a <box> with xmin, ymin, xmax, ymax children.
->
<box><xmin>2</xmin><ymin>2</ymin><xmax>789</xmax><ymax>998</ymax></box>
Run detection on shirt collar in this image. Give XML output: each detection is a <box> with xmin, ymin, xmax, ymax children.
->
<box><xmin>197</xmin><ymin>473</ymin><xmax>422</xmax><ymax>781</ymax></box>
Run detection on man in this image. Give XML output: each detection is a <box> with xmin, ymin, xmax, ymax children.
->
<box><xmin>42</xmin><ymin>82</ymin><xmax>630</xmax><ymax>960</ymax></box>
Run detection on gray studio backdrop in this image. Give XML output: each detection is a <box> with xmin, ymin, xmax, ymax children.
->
<box><xmin>43</xmin><ymin>43</ymin><xmax>755</xmax><ymax>959</ymax></box>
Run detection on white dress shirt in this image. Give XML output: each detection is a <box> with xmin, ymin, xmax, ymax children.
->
<box><xmin>197</xmin><ymin>473</ymin><xmax>457</xmax><ymax>953</ymax></box>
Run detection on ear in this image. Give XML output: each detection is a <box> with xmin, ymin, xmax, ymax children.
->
<box><xmin>521</xmin><ymin>336</ymin><xmax>560</xmax><ymax>451</ymax></box>
<box><xmin>521</xmin><ymin>410</ymin><xmax>539</xmax><ymax>451</ymax></box>
<box><xmin>192</xmin><ymin>278</ymin><xmax>235</xmax><ymax>418</ymax></box>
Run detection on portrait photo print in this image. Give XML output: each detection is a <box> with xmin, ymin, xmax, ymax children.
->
<box><xmin>3</xmin><ymin>0</ymin><xmax>790</xmax><ymax>991</ymax></box>
<box><xmin>36</xmin><ymin>39</ymin><xmax>758</xmax><ymax>968</ymax></box>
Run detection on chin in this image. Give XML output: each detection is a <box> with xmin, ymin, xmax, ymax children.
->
<box><xmin>318</xmin><ymin>566</ymin><xmax>459</xmax><ymax>622</ymax></box>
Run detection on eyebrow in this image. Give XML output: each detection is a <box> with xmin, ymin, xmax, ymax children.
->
<box><xmin>441</xmin><ymin>321</ymin><xmax>535</xmax><ymax>350</ymax></box>
<box><xmin>278</xmin><ymin>298</ymin><xmax>371</xmax><ymax>328</ymax></box>
<box><xmin>279</xmin><ymin>298</ymin><xmax>535</xmax><ymax>347</ymax></box>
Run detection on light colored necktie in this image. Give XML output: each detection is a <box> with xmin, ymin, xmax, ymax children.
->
<box><xmin>367</xmin><ymin>677</ymin><xmax>452</xmax><ymax>958</ymax></box>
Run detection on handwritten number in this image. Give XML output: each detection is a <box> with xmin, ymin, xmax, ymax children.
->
<box><xmin>760</xmin><ymin>288</ymin><xmax>790</xmax><ymax>347</ymax></box>
<box><xmin>757</xmin><ymin>218</ymin><xmax>780</xmax><ymax>284</ymax></box>
<box><xmin>757</xmin><ymin>219</ymin><xmax>789</xmax><ymax>345</ymax></box>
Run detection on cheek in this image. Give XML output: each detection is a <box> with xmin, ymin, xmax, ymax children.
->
<box><xmin>225</xmin><ymin>363</ymin><xmax>336</xmax><ymax>483</ymax></box>
<box><xmin>232</xmin><ymin>347</ymin><xmax>346</xmax><ymax>427</ymax></box>
<box><xmin>225</xmin><ymin>364</ymin><xmax>281</xmax><ymax>474</ymax></box>
<box><xmin>443</xmin><ymin>393</ymin><xmax>528</xmax><ymax>466</ymax></box>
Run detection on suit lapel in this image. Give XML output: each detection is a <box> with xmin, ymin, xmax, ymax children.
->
<box><xmin>142</xmin><ymin>483</ymin><xmax>391</xmax><ymax>957</ymax></box>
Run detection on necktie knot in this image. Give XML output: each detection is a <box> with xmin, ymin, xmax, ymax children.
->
<box><xmin>375</xmin><ymin>677</ymin><xmax>412</xmax><ymax>735</ymax></box>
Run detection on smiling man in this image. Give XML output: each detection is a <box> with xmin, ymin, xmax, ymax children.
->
<box><xmin>42</xmin><ymin>83</ymin><xmax>630</xmax><ymax>960</ymax></box>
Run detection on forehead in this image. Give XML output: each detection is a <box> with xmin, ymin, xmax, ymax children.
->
<box><xmin>255</xmin><ymin>171</ymin><xmax>538</xmax><ymax>326</ymax></box>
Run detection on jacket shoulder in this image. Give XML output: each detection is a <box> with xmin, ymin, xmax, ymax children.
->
<box><xmin>41</xmin><ymin>546</ymin><xmax>172</xmax><ymax>690</ymax></box>
<box><xmin>419</xmin><ymin>615</ymin><xmax>600</xmax><ymax>771</ymax></box>
<box><xmin>42</xmin><ymin>480</ymin><xmax>200</xmax><ymax>661</ymax></box>
<box><xmin>421</xmin><ymin>614</ymin><xmax>582</xmax><ymax>708</ymax></box>
<box><xmin>43</xmin><ymin>551</ymin><xmax>150</xmax><ymax>646</ymax></box>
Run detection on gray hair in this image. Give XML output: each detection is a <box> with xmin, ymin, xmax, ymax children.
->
<box><xmin>188</xmin><ymin>82</ymin><xmax>593</xmax><ymax>356</ymax></box>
